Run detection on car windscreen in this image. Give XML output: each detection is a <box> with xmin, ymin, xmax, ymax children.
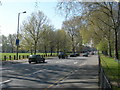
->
<box><xmin>29</xmin><ymin>55</ymin><xmax>36</xmax><ymax>58</ymax></box>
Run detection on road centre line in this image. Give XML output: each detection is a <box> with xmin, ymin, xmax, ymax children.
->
<box><xmin>46</xmin><ymin>61</ymin><xmax>87</xmax><ymax>89</ymax></box>
<box><xmin>79</xmin><ymin>61</ymin><xmax>87</xmax><ymax>66</ymax></box>
<box><xmin>46</xmin><ymin>70</ymin><xmax>74</xmax><ymax>89</ymax></box>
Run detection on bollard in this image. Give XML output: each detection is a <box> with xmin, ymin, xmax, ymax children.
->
<box><xmin>4</xmin><ymin>56</ymin><xmax>6</xmax><ymax>61</ymax></box>
<box><xmin>23</xmin><ymin>55</ymin><xmax>24</xmax><ymax>59</ymax></box>
<box><xmin>14</xmin><ymin>55</ymin><xmax>16</xmax><ymax>60</ymax></box>
<box><xmin>9</xmin><ymin>55</ymin><xmax>11</xmax><ymax>60</ymax></box>
<box><xmin>27</xmin><ymin>55</ymin><xmax>29</xmax><ymax>58</ymax></box>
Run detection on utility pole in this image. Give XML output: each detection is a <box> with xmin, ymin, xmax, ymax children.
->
<box><xmin>16</xmin><ymin>11</ymin><xmax>26</xmax><ymax>60</ymax></box>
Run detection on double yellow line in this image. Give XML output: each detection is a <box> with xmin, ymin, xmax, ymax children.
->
<box><xmin>45</xmin><ymin>71</ymin><xmax>73</xmax><ymax>90</ymax></box>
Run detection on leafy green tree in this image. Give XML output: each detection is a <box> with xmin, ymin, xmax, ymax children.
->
<box><xmin>82</xmin><ymin>2</ymin><xmax>120</xmax><ymax>59</ymax></box>
<box><xmin>47</xmin><ymin>26</ymin><xmax>56</xmax><ymax>56</ymax></box>
<box><xmin>54</xmin><ymin>29</ymin><xmax>70</xmax><ymax>53</ymax></box>
<box><xmin>57</xmin><ymin>2</ymin><xmax>120</xmax><ymax>59</ymax></box>
<box><xmin>62</xmin><ymin>16</ymin><xmax>82</xmax><ymax>53</ymax></box>
<box><xmin>39</xmin><ymin>25</ymin><xmax>54</xmax><ymax>55</ymax></box>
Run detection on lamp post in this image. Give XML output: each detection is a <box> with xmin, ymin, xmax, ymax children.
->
<box><xmin>16</xmin><ymin>11</ymin><xmax>26</xmax><ymax>60</ymax></box>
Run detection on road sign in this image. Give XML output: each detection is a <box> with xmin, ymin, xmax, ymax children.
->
<box><xmin>16</xmin><ymin>39</ymin><xmax>19</xmax><ymax>46</ymax></box>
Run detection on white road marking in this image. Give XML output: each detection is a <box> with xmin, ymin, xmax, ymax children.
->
<box><xmin>74</xmin><ymin>62</ymin><xmax>78</xmax><ymax>64</ymax></box>
<box><xmin>0</xmin><ymin>79</ymin><xmax>12</xmax><ymax>85</ymax></box>
<box><xmin>27</xmin><ymin>69</ymin><xmax>46</xmax><ymax>76</ymax></box>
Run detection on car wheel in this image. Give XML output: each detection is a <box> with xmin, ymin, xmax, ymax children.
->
<box><xmin>36</xmin><ymin>61</ymin><xmax>38</xmax><ymax>63</ymax></box>
<box><xmin>43</xmin><ymin>60</ymin><xmax>45</xmax><ymax>63</ymax></box>
<box><xmin>58</xmin><ymin>56</ymin><xmax>60</xmax><ymax>59</ymax></box>
<box><xmin>29</xmin><ymin>61</ymin><xmax>31</xmax><ymax>64</ymax></box>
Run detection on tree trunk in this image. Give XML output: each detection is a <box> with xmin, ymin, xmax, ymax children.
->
<box><xmin>44</xmin><ymin>45</ymin><xmax>47</xmax><ymax>56</ymax></box>
<box><xmin>12</xmin><ymin>46</ymin><xmax>14</xmax><ymax>53</ymax></box>
<box><xmin>72</xmin><ymin>36</ymin><xmax>75</xmax><ymax>53</ymax></box>
<box><xmin>31</xmin><ymin>49</ymin><xmax>33</xmax><ymax>55</ymax></box>
<box><xmin>50</xmin><ymin>47</ymin><xmax>53</xmax><ymax>56</ymax></box>
<box><xmin>114</xmin><ymin>29</ymin><xmax>119</xmax><ymax>60</ymax></box>
<box><xmin>57</xmin><ymin>44</ymin><xmax>60</xmax><ymax>55</ymax></box>
<box><xmin>108</xmin><ymin>39</ymin><xmax>112</xmax><ymax>57</ymax></box>
<box><xmin>34</xmin><ymin>41</ymin><xmax>37</xmax><ymax>55</ymax></box>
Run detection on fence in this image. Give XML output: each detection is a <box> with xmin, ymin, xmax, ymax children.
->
<box><xmin>98</xmin><ymin>55</ymin><xmax>112</xmax><ymax>89</ymax></box>
<box><xmin>3</xmin><ymin>55</ymin><xmax>29</xmax><ymax>61</ymax></box>
<box><xmin>2</xmin><ymin>54</ymin><xmax>57</xmax><ymax>61</ymax></box>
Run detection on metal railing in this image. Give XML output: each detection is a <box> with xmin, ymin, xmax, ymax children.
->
<box><xmin>98</xmin><ymin>55</ymin><xmax>112</xmax><ymax>89</ymax></box>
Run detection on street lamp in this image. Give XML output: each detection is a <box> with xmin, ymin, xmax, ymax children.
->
<box><xmin>16</xmin><ymin>11</ymin><xmax>26</xmax><ymax>60</ymax></box>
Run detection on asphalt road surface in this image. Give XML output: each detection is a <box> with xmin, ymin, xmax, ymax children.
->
<box><xmin>1</xmin><ymin>55</ymin><xmax>99</xmax><ymax>89</ymax></box>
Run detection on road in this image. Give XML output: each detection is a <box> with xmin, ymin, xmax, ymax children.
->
<box><xmin>1</xmin><ymin>55</ymin><xmax>99</xmax><ymax>89</ymax></box>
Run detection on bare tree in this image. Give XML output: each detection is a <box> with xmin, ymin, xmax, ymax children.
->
<box><xmin>21</xmin><ymin>11</ymin><xmax>49</xmax><ymax>54</ymax></box>
<box><xmin>8</xmin><ymin>34</ymin><xmax>16</xmax><ymax>53</ymax></box>
<box><xmin>62</xmin><ymin>16</ymin><xmax>81</xmax><ymax>53</ymax></box>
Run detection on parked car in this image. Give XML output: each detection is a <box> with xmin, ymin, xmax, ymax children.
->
<box><xmin>58</xmin><ymin>52</ymin><xmax>68</xmax><ymax>59</ymax></box>
<box><xmin>70</xmin><ymin>53</ymin><xmax>77</xmax><ymax>57</ymax></box>
<box><xmin>28</xmin><ymin>55</ymin><xmax>45</xmax><ymax>63</ymax></box>
<box><xmin>82</xmin><ymin>52</ymin><xmax>89</xmax><ymax>57</ymax></box>
<box><xmin>90</xmin><ymin>52</ymin><xmax>94</xmax><ymax>55</ymax></box>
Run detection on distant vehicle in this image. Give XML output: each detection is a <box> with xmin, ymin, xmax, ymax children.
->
<box><xmin>28</xmin><ymin>55</ymin><xmax>45</xmax><ymax>63</ymax></box>
<box><xmin>75</xmin><ymin>53</ymin><xmax>79</xmax><ymax>56</ymax></box>
<box><xmin>58</xmin><ymin>52</ymin><xmax>68</xmax><ymax>59</ymax></box>
<box><xmin>70</xmin><ymin>53</ymin><xmax>77</xmax><ymax>57</ymax></box>
<box><xmin>82</xmin><ymin>52</ymin><xmax>89</xmax><ymax>57</ymax></box>
<box><xmin>91</xmin><ymin>52</ymin><xmax>94</xmax><ymax>55</ymax></box>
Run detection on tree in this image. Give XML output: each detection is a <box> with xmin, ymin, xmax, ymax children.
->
<box><xmin>82</xmin><ymin>2</ymin><xmax>120</xmax><ymax>59</ymax></box>
<box><xmin>2</xmin><ymin>35</ymin><xmax>8</xmax><ymax>53</ymax></box>
<box><xmin>47</xmin><ymin>26</ymin><xmax>56</xmax><ymax>56</ymax></box>
<box><xmin>39</xmin><ymin>24</ymin><xmax>54</xmax><ymax>55</ymax></box>
<box><xmin>7</xmin><ymin>34</ymin><xmax>16</xmax><ymax>53</ymax></box>
<box><xmin>84</xmin><ymin>9</ymin><xmax>114</xmax><ymax>57</ymax></box>
<box><xmin>57</xmin><ymin>2</ymin><xmax>120</xmax><ymax>59</ymax></box>
<box><xmin>54</xmin><ymin>29</ymin><xmax>70</xmax><ymax>54</ymax></box>
<box><xmin>21</xmin><ymin>11</ymin><xmax>49</xmax><ymax>54</ymax></box>
<box><xmin>62</xmin><ymin>16</ymin><xmax>82</xmax><ymax>53</ymax></box>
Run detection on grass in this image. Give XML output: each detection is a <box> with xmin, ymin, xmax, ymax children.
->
<box><xmin>111</xmin><ymin>51</ymin><xmax>120</xmax><ymax>59</ymax></box>
<box><xmin>0</xmin><ymin>53</ymin><xmax>57</xmax><ymax>61</ymax></box>
<box><xmin>100</xmin><ymin>54</ymin><xmax>120</xmax><ymax>89</ymax></box>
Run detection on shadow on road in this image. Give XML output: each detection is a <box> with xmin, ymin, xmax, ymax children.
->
<box><xmin>2</xmin><ymin>56</ymin><xmax>98</xmax><ymax>88</ymax></box>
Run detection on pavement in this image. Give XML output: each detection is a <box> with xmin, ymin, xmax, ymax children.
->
<box><xmin>50</xmin><ymin>55</ymin><xmax>99</xmax><ymax>89</ymax></box>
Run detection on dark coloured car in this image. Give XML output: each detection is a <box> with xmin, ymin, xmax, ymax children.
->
<box><xmin>58</xmin><ymin>52</ymin><xmax>68</xmax><ymax>59</ymax></box>
<box><xmin>28</xmin><ymin>55</ymin><xmax>45</xmax><ymax>63</ymax></box>
<box><xmin>75</xmin><ymin>53</ymin><xmax>79</xmax><ymax>56</ymax></box>
<box><xmin>70</xmin><ymin>53</ymin><xmax>77</xmax><ymax>57</ymax></box>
